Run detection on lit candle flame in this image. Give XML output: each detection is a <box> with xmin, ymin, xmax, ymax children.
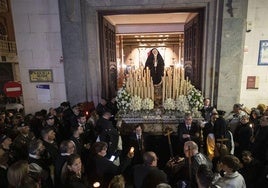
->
<box><xmin>93</xmin><ymin>182</ymin><xmax>100</xmax><ymax>187</ymax></box>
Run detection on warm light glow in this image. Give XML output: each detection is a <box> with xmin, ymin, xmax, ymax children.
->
<box><xmin>175</xmin><ymin>63</ymin><xmax>180</xmax><ymax>68</ymax></box>
<box><xmin>139</xmin><ymin>43</ymin><xmax>147</xmax><ymax>47</ymax></box>
<box><xmin>93</xmin><ymin>182</ymin><xmax>100</xmax><ymax>187</ymax></box>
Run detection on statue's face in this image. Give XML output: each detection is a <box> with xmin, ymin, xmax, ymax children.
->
<box><xmin>152</xmin><ymin>49</ymin><xmax>158</xmax><ymax>56</ymax></box>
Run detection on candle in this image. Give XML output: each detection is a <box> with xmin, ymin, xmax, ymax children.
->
<box><xmin>182</xmin><ymin>67</ymin><xmax>185</xmax><ymax>80</ymax></box>
<box><xmin>250</xmin><ymin>123</ymin><xmax>254</xmax><ymax>136</ymax></box>
<box><xmin>162</xmin><ymin>76</ymin><xmax>165</xmax><ymax>103</ymax></box>
<box><xmin>146</xmin><ymin>67</ymin><xmax>149</xmax><ymax>86</ymax></box>
<box><xmin>151</xmin><ymin>81</ymin><xmax>154</xmax><ymax>101</ymax></box>
<box><xmin>169</xmin><ymin>70</ymin><xmax>172</xmax><ymax>98</ymax></box>
<box><xmin>173</xmin><ymin>67</ymin><xmax>176</xmax><ymax>99</ymax></box>
<box><xmin>165</xmin><ymin>76</ymin><xmax>168</xmax><ymax>100</ymax></box>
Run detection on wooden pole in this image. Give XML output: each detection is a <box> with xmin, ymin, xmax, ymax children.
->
<box><xmin>164</xmin><ymin>128</ymin><xmax>174</xmax><ymax>158</ymax></box>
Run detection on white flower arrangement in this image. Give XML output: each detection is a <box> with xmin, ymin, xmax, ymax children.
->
<box><xmin>187</xmin><ymin>87</ymin><xmax>204</xmax><ymax>110</ymax></box>
<box><xmin>116</xmin><ymin>86</ymin><xmax>131</xmax><ymax>112</ymax></box>
<box><xmin>163</xmin><ymin>98</ymin><xmax>176</xmax><ymax>110</ymax></box>
<box><xmin>175</xmin><ymin>95</ymin><xmax>190</xmax><ymax>112</ymax></box>
<box><xmin>141</xmin><ymin>98</ymin><xmax>154</xmax><ymax>110</ymax></box>
<box><xmin>130</xmin><ymin>95</ymin><xmax>142</xmax><ymax>111</ymax></box>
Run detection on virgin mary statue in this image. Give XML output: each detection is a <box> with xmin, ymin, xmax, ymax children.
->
<box><xmin>144</xmin><ymin>48</ymin><xmax>165</xmax><ymax>85</ymax></box>
<box><xmin>145</xmin><ymin>48</ymin><xmax>165</xmax><ymax>106</ymax></box>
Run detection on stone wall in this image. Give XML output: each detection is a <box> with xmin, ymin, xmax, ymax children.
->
<box><xmin>217</xmin><ymin>0</ymin><xmax>248</xmax><ymax>112</ymax></box>
<box><xmin>11</xmin><ymin>0</ymin><xmax>66</xmax><ymax>113</ymax></box>
<box><xmin>240</xmin><ymin>0</ymin><xmax>268</xmax><ymax>108</ymax></box>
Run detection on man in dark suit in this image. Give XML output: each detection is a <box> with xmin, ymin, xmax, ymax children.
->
<box><xmin>41</xmin><ymin>127</ymin><xmax>58</xmax><ymax>165</ymax></box>
<box><xmin>178</xmin><ymin>113</ymin><xmax>201</xmax><ymax>155</ymax></box>
<box><xmin>54</xmin><ymin>140</ymin><xmax>75</xmax><ymax>186</ymax></box>
<box><xmin>200</xmin><ymin>98</ymin><xmax>214</xmax><ymax>122</ymax></box>
<box><xmin>128</xmin><ymin>124</ymin><xmax>148</xmax><ymax>165</ymax></box>
<box><xmin>172</xmin><ymin>141</ymin><xmax>212</xmax><ymax>188</ymax></box>
<box><xmin>132</xmin><ymin>151</ymin><xmax>167</xmax><ymax>188</ymax></box>
<box><xmin>28</xmin><ymin>139</ymin><xmax>53</xmax><ymax>188</ymax></box>
<box><xmin>96</xmin><ymin>111</ymin><xmax>119</xmax><ymax>159</ymax></box>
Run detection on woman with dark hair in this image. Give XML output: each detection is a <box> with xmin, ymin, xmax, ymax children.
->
<box><xmin>61</xmin><ymin>154</ymin><xmax>87</xmax><ymax>188</ymax></box>
<box><xmin>144</xmin><ymin>48</ymin><xmax>165</xmax><ymax>85</ymax></box>
<box><xmin>214</xmin><ymin>155</ymin><xmax>246</xmax><ymax>188</ymax></box>
<box><xmin>249</xmin><ymin>108</ymin><xmax>261</xmax><ymax>141</ymax></box>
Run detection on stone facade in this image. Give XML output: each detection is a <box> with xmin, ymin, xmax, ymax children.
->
<box><xmin>11</xmin><ymin>0</ymin><xmax>66</xmax><ymax>113</ymax></box>
<box><xmin>10</xmin><ymin>0</ymin><xmax>268</xmax><ymax>114</ymax></box>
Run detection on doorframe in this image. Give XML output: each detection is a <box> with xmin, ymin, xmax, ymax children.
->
<box><xmin>62</xmin><ymin>0</ymin><xmax>223</xmax><ymax>106</ymax></box>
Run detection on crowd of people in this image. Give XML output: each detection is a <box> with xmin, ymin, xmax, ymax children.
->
<box><xmin>0</xmin><ymin>98</ymin><xmax>268</xmax><ymax>188</ymax></box>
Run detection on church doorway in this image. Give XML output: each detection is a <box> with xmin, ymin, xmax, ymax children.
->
<box><xmin>98</xmin><ymin>10</ymin><xmax>205</xmax><ymax>100</ymax></box>
<box><xmin>60</xmin><ymin>1</ymin><xmax>223</xmax><ymax>107</ymax></box>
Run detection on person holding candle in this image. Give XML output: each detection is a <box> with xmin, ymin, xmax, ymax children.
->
<box><xmin>249</xmin><ymin>108</ymin><xmax>261</xmax><ymax>139</ymax></box>
<box><xmin>86</xmin><ymin>141</ymin><xmax>134</xmax><ymax>188</ymax></box>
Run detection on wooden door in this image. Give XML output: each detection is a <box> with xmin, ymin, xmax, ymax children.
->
<box><xmin>184</xmin><ymin>12</ymin><xmax>204</xmax><ymax>90</ymax></box>
<box><xmin>99</xmin><ymin>16</ymin><xmax>117</xmax><ymax>100</ymax></box>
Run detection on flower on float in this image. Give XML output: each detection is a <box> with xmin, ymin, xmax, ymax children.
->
<box><xmin>130</xmin><ymin>95</ymin><xmax>142</xmax><ymax>111</ymax></box>
<box><xmin>163</xmin><ymin>98</ymin><xmax>176</xmax><ymax>110</ymax></box>
<box><xmin>116</xmin><ymin>86</ymin><xmax>131</xmax><ymax>111</ymax></box>
<box><xmin>175</xmin><ymin>95</ymin><xmax>190</xmax><ymax>112</ymax></box>
<box><xmin>142</xmin><ymin>98</ymin><xmax>154</xmax><ymax>110</ymax></box>
<box><xmin>186</xmin><ymin>87</ymin><xmax>204</xmax><ymax>110</ymax></box>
